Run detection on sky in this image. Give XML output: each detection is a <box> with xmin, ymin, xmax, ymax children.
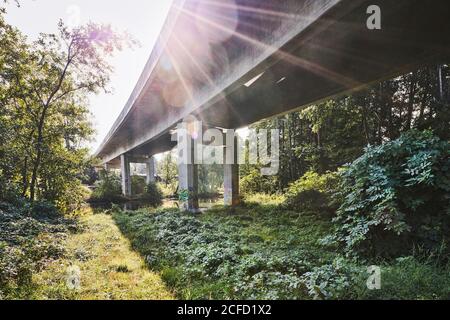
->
<box><xmin>5</xmin><ymin>0</ymin><xmax>173</xmax><ymax>152</ymax></box>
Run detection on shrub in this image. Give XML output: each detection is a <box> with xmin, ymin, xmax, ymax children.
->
<box><xmin>0</xmin><ymin>171</ymin><xmax>21</xmax><ymax>204</ymax></box>
<box><xmin>301</xmin><ymin>256</ymin><xmax>364</xmax><ymax>300</ymax></box>
<box><xmin>55</xmin><ymin>181</ymin><xmax>91</xmax><ymax>214</ymax></box>
<box><xmin>359</xmin><ymin>256</ymin><xmax>450</xmax><ymax>300</ymax></box>
<box><xmin>158</xmin><ymin>182</ymin><xmax>177</xmax><ymax>198</ymax></box>
<box><xmin>323</xmin><ymin>130</ymin><xmax>450</xmax><ymax>257</ymax></box>
<box><xmin>113</xmin><ymin>208</ymin><xmax>331</xmax><ymax>300</ymax></box>
<box><xmin>142</xmin><ymin>182</ymin><xmax>163</xmax><ymax>207</ymax></box>
<box><xmin>244</xmin><ymin>193</ymin><xmax>285</xmax><ymax>206</ymax></box>
<box><xmin>240</xmin><ymin>169</ymin><xmax>278</xmax><ymax>195</ymax></box>
<box><xmin>0</xmin><ymin>200</ymin><xmax>77</xmax><ymax>298</ymax></box>
<box><xmin>31</xmin><ymin>200</ymin><xmax>60</xmax><ymax>218</ymax></box>
<box><xmin>284</xmin><ymin>171</ymin><xmax>340</xmax><ymax>214</ymax></box>
<box><xmin>91</xmin><ymin>170</ymin><xmax>124</xmax><ymax>203</ymax></box>
<box><xmin>131</xmin><ymin>176</ymin><xmax>146</xmax><ymax>196</ymax></box>
<box><xmin>113</xmin><ymin>204</ymin><xmax>450</xmax><ymax>300</ymax></box>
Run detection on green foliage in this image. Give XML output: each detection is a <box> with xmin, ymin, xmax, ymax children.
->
<box><xmin>301</xmin><ymin>253</ymin><xmax>450</xmax><ymax>300</ymax></box>
<box><xmin>54</xmin><ymin>182</ymin><xmax>90</xmax><ymax>214</ymax></box>
<box><xmin>142</xmin><ymin>182</ymin><xmax>163</xmax><ymax>208</ymax></box>
<box><xmin>0</xmin><ymin>11</ymin><xmax>131</xmax><ymax>206</ymax></box>
<box><xmin>324</xmin><ymin>130</ymin><xmax>450</xmax><ymax>257</ymax></box>
<box><xmin>157</xmin><ymin>152</ymin><xmax>178</xmax><ymax>189</ymax></box>
<box><xmin>113</xmin><ymin>205</ymin><xmax>333</xmax><ymax>300</ymax></box>
<box><xmin>91</xmin><ymin>170</ymin><xmax>124</xmax><ymax>203</ymax></box>
<box><xmin>301</xmin><ymin>257</ymin><xmax>364</xmax><ymax>300</ymax></box>
<box><xmin>250</xmin><ymin>64</ymin><xmax>450</xmax><ymax>189</ymax></box>
<box><xmin>244</xmin><ymin>193</ymin><xmax>285</xmax><ymax>205</ymax></box>
<box><xmin>157</xmin><ymin>182</ymin><xmax>176</xmax><ymax>198</ymax></box>
<box><xmin>284</xmin><ymin>171</ymin><xmax>340</xmax><ymax>214</ymax></box>
<box><xmin>131</xmin><ymin>176</ymin><xmax>146</xmax><ymax>196</ymax></box>
<box><xmin>198</xmin><ymin>164</ymin><xmax>223</xmax><ymax>196</ymax></box>
<box><xmin>360</xmin><ymin>256</ymin><xmax>450</xmax><ymax>300</ymax></box>
<box><xmin>113</xmin><ymin>204</ymin><xmax>450</xmax><ymax>300</ymax></box>
<box><xmin>0</xmin><ymin>200</ymin><xmax>78</xmax><ymax>298</ymax></box>
<box><xmin>240</xmin><ymin>168</ymin><xmax>279</xmax><ymax>195</ymax></box>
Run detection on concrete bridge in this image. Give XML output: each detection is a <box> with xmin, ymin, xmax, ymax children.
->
<box><xmin>95</xmin><ymin>0</ymin><xmax>450</xmax><ymax>211</ymax></box>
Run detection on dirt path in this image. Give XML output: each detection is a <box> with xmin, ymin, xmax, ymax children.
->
<box><xmin>32</xmin><ymin>212</ymin><xmax>174</xmax><ymax>300</ymax></box>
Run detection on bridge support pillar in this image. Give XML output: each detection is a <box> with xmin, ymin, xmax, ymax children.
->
<box><xmin>178</xmin><ymin>136</ymin><xmax>199</xmax><ymax>213</ymax></box>
<box><xmin>146</xmin><ymin>156</ymin><xmax>156</xmax><ymax>185</ymax></box>
<box><xmin>224</xmin><ymin>131</ymin><xmax>240</xmax><ymax>207</ymax></box>
<box><xmin>120</xmin><ymin>154</ymin><xmax>132</xmax><ymax>197</ymax></box>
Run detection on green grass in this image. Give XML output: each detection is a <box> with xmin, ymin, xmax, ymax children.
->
<box><xmin>113</xmin><ymin>198</ymin><xmax>335</xmax><ymax>299</ymax></box>
<box><xmin>30</xmin><ymin>211</ymin><xmax>174</xmax><ymax>300</ymax></box>
<box><xmin>4</xmin><ymin>193</ymin><xmax>448</xmax><ymax>300</ymax></box>
<box><xmin>112</xmin><ymin>195</ymin><xmax>450</xmax><ymax>300</ymax></box>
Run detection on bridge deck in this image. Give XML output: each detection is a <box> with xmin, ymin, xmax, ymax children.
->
<box><xmin>96</xmin><ymin>0</ymin><xmax>450</xmax><ymax>164</ymax></box>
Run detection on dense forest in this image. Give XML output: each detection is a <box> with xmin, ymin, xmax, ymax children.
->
<box><xmin>241</xmin><ymin>64</ymin><xmax>450</xmax><ymax>191</ymax></box>
<box><xmin>1</xmin><ymin>1</ymin><xmax>450</xmax><ymax>300</ymax></box>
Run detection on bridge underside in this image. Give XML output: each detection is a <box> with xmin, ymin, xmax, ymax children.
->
<box><xmin>96</xmin><ymin>0</ymin><xmax>450</xmax><ymax>210</ymax></box>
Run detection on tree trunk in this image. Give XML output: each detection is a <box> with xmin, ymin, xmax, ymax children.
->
<box><xmin>361</xmin><ymin>100</ymin><xmax>371</xmax><ymax>145</ymax></box>
<box><xmin>406</xmin><ymin>74</ymin><xmax>417</xmax><ymax>130</ymax></box>
<box><xmin>29</xmin><ymin>106</ymin><xmax>48</xmax><ymax>201</ymax></box>
<box><xmin>21</xmin><ymin>156</ymin><xmax>29</xmax><ymax>197</ymax></box>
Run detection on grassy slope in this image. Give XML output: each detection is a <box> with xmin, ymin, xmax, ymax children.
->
<box><xmin>31</xmin><ymin>212</ymin><xmax>173</xmax><ymax>300</ymax></box>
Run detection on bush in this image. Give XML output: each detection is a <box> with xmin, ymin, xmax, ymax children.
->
<box><xmin>158</xmin><ymin>182</ymin><xmax>177</xmax><ymax>198</ymax></box>
<box><xmin>55</xmin><ymin>181</ymin><xmax>91</xmax><ymax>214</ymax></box>
<box><xmin>0</xmin><ymin>200</ymin><xmax>77</xmax><ymax>298</ymax></box>
<box><xmin>301</xmin><ymin>254</ymin><xmax>450</xmax><ymax>300</ymax></box>
<box><xmin>0</xmin><ymin>171</ymin><xmax>21</xmax><ymax>204</ymax></box>
<box><xmin>323</xmin><ymin>130</ymin><xmax>450</xmax><ymax>257</ymax></box>
<box><xmin>284</xmin><ymin>171</ymin><xmax>340</xmax><ymax>214</ymax></box>
<box><xmin>244</xmin><ymin>193</ymin><xmax>285</xmax><ymax>206</ymax></box>
<box><xmin>131</xmin><ymin>176</ymin><xmax>146</xmax><ymax>196</ymax></box>
<box><xmin>142</xmin><ymin>182</ymin><xmax>163</xmax><ymax>207</ymax></box>
<box><xmin>301</xmin><ymin>256</ymin><xmax>364</xmax><ymax>300</ymax></box>
<box><xmin>91</xmin><ymin>170</ymin><xmax>124</xmax><ymax>203</ymax></box>
<box><xmin>113</xmin><ymin>208</ymin><xmax>332</xmax><ymax>300</ymax></box>
<box><xmin>113</xmin><ymin>203</ymin><xmax>450</xmax><ymax>300</ymax></box>
<box><xmin>360</xmin><ymin>256</ymin><xmax>450</xmax><ymax>300</ymax></box>
<box><xmin>240</xmin><ymin>169</ymin><xmax>278</xmax><ymax>195</ymax></box>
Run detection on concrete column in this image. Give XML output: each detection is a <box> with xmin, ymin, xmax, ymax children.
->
<box><xmin>120</xmin><ymin>154</ymin><xmax>132</xmax><ymax>197</ymax></box>
<box><xmin>224</xmin><ymin>131</ymin><xmax>240</xmax><ymax>207</ymax></box>
<box><xmin>178</xmin><ymin>134</ymin><xmax>199</xmax><ymax>212</ymax></box>
<box><xmin>146</xmin><ymin>156</ymin><xmax>156</xmax><ymax>185</ymax></box>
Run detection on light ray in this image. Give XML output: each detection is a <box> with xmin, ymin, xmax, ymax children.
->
<box><xmin>164</xmin><ymin>44</ymin><xmax>196</xmax><ymax>108</ymax></box>
<box><xmin>196</xmin><ymin>0</ymin><xmax>300</xmax><ymax>20</ymax></box>
<box><xmin>175</xmin><ymin>4</ymin><xmax>360</xmax><ymax>88</ymax></box>
<box><xmin>172</xmin><ymin>33</ymin><xmax>244</xmax><ymax>126</ymax></box>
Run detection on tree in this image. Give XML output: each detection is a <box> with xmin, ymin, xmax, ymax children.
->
<box><xmin>1</xmin><ymin>18</ymin><xmax>134</xmax><ymax>201</ymax></box>
<box><xmin>241</xmin><ymin>63</ymin><xmax>449</xmax><ymax>193</ymax></box>
<box><xmin>158</xmin><ymin>151</ymin><xmax>178</xmax><ymax>187</ymax></box>
<box><xmin>26</xmin><ymin>22</ymin><xmax>133</xmax><ymax>201</ymax></box>
<box><xmin>1</xmin><ymin>6</ymin><xmax>136</xmax><ymax>207</ymax></box>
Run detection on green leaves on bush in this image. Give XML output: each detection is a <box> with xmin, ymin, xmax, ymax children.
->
<box><xmin>240</xmin><ymin>169</ymin><xmax>279</xmax><ymax>195</ymax></box>
<box><xmin>0</xmin><ymin>200</ymin><xmax>77</xmax><ymax>298</ymax></box>
<box><xmin>284</xmin><ymin>171</ymin><xmax>340</xmax><ymax>214</ymax></box>
<box><xmin>131</xmin><ymin>176</ymin><xmax>147</xmax><ymax>196</ymax></box>
<box><xmin>91</xmin><ymin>170</ymin><xmax>123</xmax><ymax>203</ymax></box>
<box><xmin>301</xmin><ymin>257</ymin><xmax>364</xmax><ymax>300</ymax></box>
<box><xmin>142</xmin><ymin>182</ymin><xmax>163</xmax><ymax>208</ymax></box>
<box><xmin>113</xmin><ymin>208</ymin><xmax>332</xmax><ymax>300</ymax></box>
<box><xmin>324</xmin><ymin>130</ymin><xmax>450</xmax><ymax>256</ymax></box>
